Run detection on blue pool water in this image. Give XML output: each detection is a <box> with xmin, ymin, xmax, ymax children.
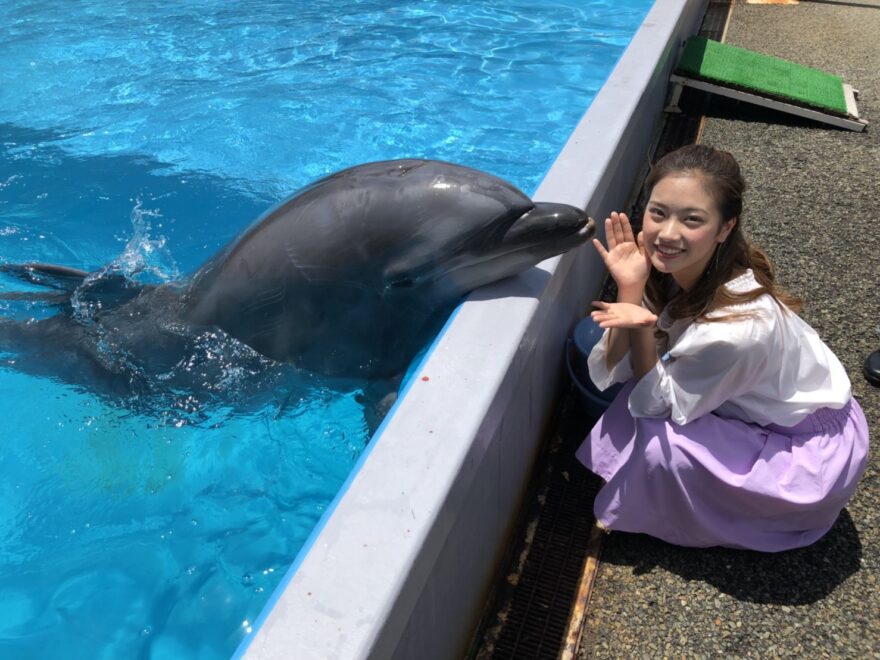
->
<box><xmin>0</xmin><ymin>1</ymin><xmax>652</xmax><ymax>657</ymax></box>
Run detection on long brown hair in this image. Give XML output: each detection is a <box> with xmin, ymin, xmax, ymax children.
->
<box><xmin>642</xmin><ymin>144</ymin><xmax>802</xmax><ymax>323</ymax></box>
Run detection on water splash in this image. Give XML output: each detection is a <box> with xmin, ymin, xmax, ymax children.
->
<box><xmin>118</xmin><ymin>200</ymin><xmax>181</xmax><ymax>283</ymax></box>
<box><xmin>71</xmin><ymin>200</ymin><xmax>179</xmax><ymax>324</ymax></box>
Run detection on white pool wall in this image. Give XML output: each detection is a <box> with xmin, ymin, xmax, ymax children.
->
<box><xmin>240</xmin><ymin>1</ymin><xmax>708</xmax><ymax>658</ymax></box>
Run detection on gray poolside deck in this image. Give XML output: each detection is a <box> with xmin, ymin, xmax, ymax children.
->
<box><xmin>578</xmin><ymin>0</ymin><xmax>880</xmax><ymax>656</ymax></box>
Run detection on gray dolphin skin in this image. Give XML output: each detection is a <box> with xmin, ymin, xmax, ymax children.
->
<box><xmin>180</xmin><ymin>159</ymin><xmax>594</xmax><ymax>375</ymax></box>
<box><xmin>0</xmin><ymin>159</ymin><xmax>594</xmax><ymax>389</ymax></box>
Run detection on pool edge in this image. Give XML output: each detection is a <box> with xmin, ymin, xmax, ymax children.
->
<box><xmin>239</xmin><ymin>2</ymin><xmax>708</xmax><ymax>658</ymax></box>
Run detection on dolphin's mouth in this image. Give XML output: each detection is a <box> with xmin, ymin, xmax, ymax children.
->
<box><xmin>425</xmin><ymin>213</ymin><xmax>595</xmax><ymax>291</ymax></box>
<box><xmin>490</xmin><ymin>218</ymin><xmax>595</xmax><ymax>263</ymax></box>
<box><xmin>383</xmin><ymin>204</ymin><xmax>594</xmax><ymax>295</ymax></box>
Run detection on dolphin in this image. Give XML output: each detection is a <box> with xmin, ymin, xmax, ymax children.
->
<box><xmin>0</xmin><ymin>159</ymin><xmax>594</xmax><ymax>392</ymax></box>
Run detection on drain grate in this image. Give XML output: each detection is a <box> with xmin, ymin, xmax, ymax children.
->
<box><xmin>491</xmin><ymin>472</ymin><xmax>600</xmax><ymax>658</ymax></box>
<box><xmin>471</xmin><ymin>390</ymin><xmax>603</xmax><ymax>660</ymax></box>
<box><xmin>702</xmin><ymin>0</ymin><xmax>734</xmax><ymax>42</ymax></box>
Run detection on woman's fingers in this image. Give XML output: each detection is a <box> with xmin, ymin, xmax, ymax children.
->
<box><xmin>603</xmin><ymin>216</ymin><xmax>617</xmax><ymax>250</ymax></box>
<box><xmin>619</xmin><ymin>213</ymin><xmax>635</xmax><ymax>244</ymax></box>
<box><xmin>610</xmin><ymin>212</ymin><xmax>625</xmax><ymax>246</ymax></box>
<box><xmin>590</xmin><ymin>301</ymin><xmax>614</xmax><ymax>323</ymax></box>
<box><xmin>607</xmin><ymin>214</ymin><xmax>618</xmax><ymax>246</ymax></box>
<box><xmin>589</xmin><ymin>302</ymin><xmax>657</xmax><ymax>329</ymax></box>
<box><xmin>591</xmin><ymin>238</ymin><xmax>609</xmax><ymax>261</ymax></box>
<box><xmin>590</xmin><ymin>311</ymin><xmax>618</xmax><ymax>329</ymax></box>
<box><xmin>605</xmin><ymin>212</ymin><xmax>637</xmax><ymax>251</ymax></box>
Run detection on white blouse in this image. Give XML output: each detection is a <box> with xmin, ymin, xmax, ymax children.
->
<box><xmin>588</xmin><ymin>270</ymin><xmax>852</xmax><ymax>427</ymax></box>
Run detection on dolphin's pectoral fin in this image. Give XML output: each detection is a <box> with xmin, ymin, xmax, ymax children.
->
<box><xmin>0</xmin><ymin>262</ymin><xmax>90</xmax><ymax>291</ymax></box>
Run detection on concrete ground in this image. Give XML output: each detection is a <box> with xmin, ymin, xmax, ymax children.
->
<box><xmin>577</xmin><ymin>1</ymin><xmax>880</xmax><ymax>657</ymax></box>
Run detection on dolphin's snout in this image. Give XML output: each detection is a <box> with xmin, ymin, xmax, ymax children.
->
<box><xmin>577</xmin><ymin>216</ymin><xmax>597</xmax><ymax>239</ymax></box>
<box><xmin>505</xmin><ymin>202</ymin><xmax>595</xmax><ymax>247</ymax></box>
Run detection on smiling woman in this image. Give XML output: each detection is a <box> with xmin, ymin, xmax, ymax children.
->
<box><xmin>581</xmin><ymin>144</ymin><xmax>869</xmax><ymax>552</ymax></box>
<box><xmin>641</xmin><ymin>174</ymin><xmax>736</xmax><ymax>291</ymax></box>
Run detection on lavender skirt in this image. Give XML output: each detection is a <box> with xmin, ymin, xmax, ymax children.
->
<box><xmin>576</xmin><ymin>381</ymin><xmax>869</xmax><ymax>552</ymax></box>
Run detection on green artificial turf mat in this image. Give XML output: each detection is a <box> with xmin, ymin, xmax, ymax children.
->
<box><xmin>676</xmin><ymin>36</ymin><xmax>848</xmax><ymax>116</ymax></box>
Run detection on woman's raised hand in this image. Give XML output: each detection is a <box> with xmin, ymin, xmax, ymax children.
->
<box><xmin>592</xmin><ymin>212</ymin><xmax>651</xmax><ymax>292</ymax></box>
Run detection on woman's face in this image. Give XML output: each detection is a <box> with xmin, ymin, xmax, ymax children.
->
<box><xmin>642</xmin><ymin>173</ymin><xmax>735</xmax><ymax>291</ymax></box>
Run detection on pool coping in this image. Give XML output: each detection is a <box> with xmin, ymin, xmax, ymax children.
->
<box><xmin>237</xmin><ymin>1</ymin><xmax>708</xmax><ymax>658</ymax></box>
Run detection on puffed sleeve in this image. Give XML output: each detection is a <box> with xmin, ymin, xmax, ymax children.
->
<box><xmin>587</xmin><ymin>329</ymin><xmax>634</xmax><ymax>391</ymax></box>
<box><xmin>628</xmin><ymin>313</ymin><xmax>775</xmax><ymax>425</ymax></box>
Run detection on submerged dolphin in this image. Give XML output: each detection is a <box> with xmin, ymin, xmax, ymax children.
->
<box><xmin>0</xmin><ymin>159</ymin><xmax>593</xmax><ymax>389</ymax></box>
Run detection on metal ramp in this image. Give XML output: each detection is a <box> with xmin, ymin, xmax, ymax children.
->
<box><xmin>667</xmin><ymin>36</ymin><xmax>868</xmax><ymax>132</ymax></box>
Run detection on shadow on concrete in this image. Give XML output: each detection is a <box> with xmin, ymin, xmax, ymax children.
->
<box><xmin>599</xmin><ymin>508</ymin><xmax>863</xmax><ymax>605</ymax></box>
<box><xmin>702</xmin><ymin>94</ymin><xmax>852</xmax><ymax>132</ymax></box>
